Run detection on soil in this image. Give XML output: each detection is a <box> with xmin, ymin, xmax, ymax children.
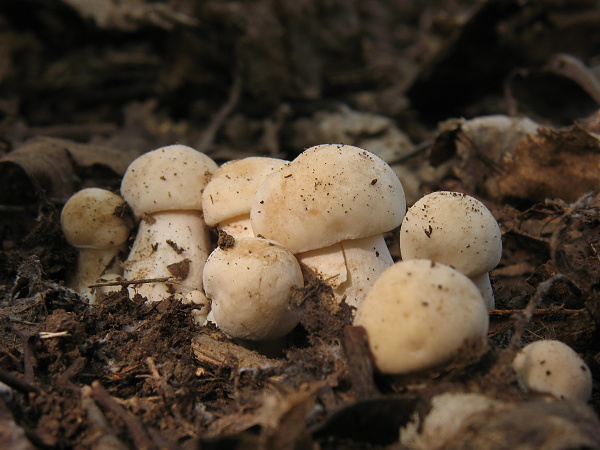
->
<box><xmin>0</xmin><ymin>1</ymin><xmax>600</xmax><ymax>449</ymax></box>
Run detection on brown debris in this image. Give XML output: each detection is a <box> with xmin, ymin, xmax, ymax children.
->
<box><xmin>0</xmin><ymin>1</ymin><xmax>600</xmax><ymax>448</ymax></box>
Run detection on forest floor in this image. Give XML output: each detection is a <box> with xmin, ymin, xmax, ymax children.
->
<box><xmin>0</xmin><ymin>1</ymin><xmax>599</xmax><ymax>448</ymax></box>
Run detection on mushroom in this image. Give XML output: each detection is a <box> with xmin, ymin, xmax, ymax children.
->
<box><xmin>399</xmin><ymin>191</ymin><xmax>502</xmax><ymax>308</ymax></box>
<box><xmin>512</xmin><ymin>339</ymin><xmax>592</xmax><ymax>403</ymax></box>
<box><xmin>353</xmin><ymin>259</ymin><xmax>489</xmax><ymax>374</ymax></box>
<box><xmin>400</xmin><ymin>392</ymin><xmax>505</xmax><ymax>449</ymax></box>
<box><xmin>60</xmin><ymin>187</ymin><xmax>132</xmax><ymax>302</ymax></box>
<box><xmin>250</xmin><ymin>144</ymin><xmax>406</xmax><ymax>307</ymax></box>
<box><xmin>120</xmin><ymin>144</ymin><xmax>218</xmax><ymax>307</ymax></box>
<box><xmin>202</xmin><ymin>237</ymin><xmax>303</xmax><ymax>341</ymax></box>
<box><xmin>202</xmin><ymin>156</ymin><xmax>288</xmax><ymax>238</ymax></box>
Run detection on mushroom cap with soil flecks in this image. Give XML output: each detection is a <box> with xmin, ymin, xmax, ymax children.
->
<box><xmin>354</xmin><ymin>259</ymin><xmax>489</xmax><ymax>374</ymax></box>
<box><xmin>202</xmin><ymin>237</ymin><xmax>304</xmax><ymax>341</ymax></box>
<box><xmin>202</xmin><ymin>156</ymin><xmax>288</xmax><ymax>237</ymax></box>
<box><xmin>512</xmin><ymin>339</ymin><xmax>593</xmax><ymax>403</ymax></box>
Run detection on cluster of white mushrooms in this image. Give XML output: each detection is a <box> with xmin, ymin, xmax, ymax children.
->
<box><xmin>60</xmin><ymin>143</ymin><xmax>592</xmax><ymax>405</ymax></box>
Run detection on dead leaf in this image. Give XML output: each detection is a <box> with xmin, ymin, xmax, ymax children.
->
<box><xmin>0</xmin><ymin>136</ymin><xmax>134</xmax><ymax>204</ymax></box>
<box><xmin>507</xmin><ymin>54</ymin><xmax>600</xmax><ymax>125</ymax></box>
<box><xmin>492</xmin><ymin>124</ymin><xmax>600</xmax><ymax>203</ymax></box>
<box><xmin>60</xmin><ymin>0</ymin><xmax>197</xmax><ymax>31</ymax></box>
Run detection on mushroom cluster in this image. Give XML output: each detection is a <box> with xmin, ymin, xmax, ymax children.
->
<box><xmin>60</xmin><ymin>143</ymin><xmax>406</xmax><ymax>338</ymax></box>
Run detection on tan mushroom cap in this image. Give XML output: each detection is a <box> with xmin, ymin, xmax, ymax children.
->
<box><xmin>251</xmin><ymin>144</ymin><xmax>406</xmax><ymax>254</ymax></box>
<box><xmin>121</xmin><ymin>144</ymin><xmax>218</xmax><ymax>219</ymax></box>
<box><xmin>61</xmin><ymin>188</ymin><xmax>131</xmax><ymax>249</ymax></box>
<box><xmin>202</xmin><ymin>156</ymin><xmax>288</xmax><ymax>226</ymax></box>
<box><xmin>354</xmin><ymin>259</ymin><xmax>489</xmax><ymax>374</ymax></box>
<box><xmin>400</xmin><ymin>191</ymin><xmax>502</xmax><ymax>278</ymax></box>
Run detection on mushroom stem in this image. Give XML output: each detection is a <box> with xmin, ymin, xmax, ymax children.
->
<box><xmin>470</xmin><ymin>273</ymin><xmax>495</xmax><ymax>309</ymax></box>
<box><xmin>296</xmin><ymin>242</ymin><xmax>347</xmax><ymax>289</ymax></box>
<box><xmin>218</xmin><ymin>214</ymin><xmax>254</xmax><ymax>238</ymax></box>
<box><xmin>337</xmin><ymin>234</ymin><xmax>394</xmax><ymax>307</ymax></box>
<box><xmin>71</xmin><ymin>246</ymin><xmax>126</xmax><ymax>299</ymax></box>
<box><xmin>297</xmin><ymin>234</ymin><xmax>393</xmax><ymax>308</ymax></box>
<box><xmin>123</xmin><ymin>210</ymin><xmax>211</xmax><ymax>302</ymax></box>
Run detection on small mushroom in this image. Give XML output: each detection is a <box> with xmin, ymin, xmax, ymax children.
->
<box><xmin>250</xmin><ymin>144</ymin><xmax>406</xmax><ymax>307</ymax></box>
<box><xmin>353</xmin><ymin>259</ymin><xmax>489</xmax><ymax>375</ymax></box>
<box><xmin>512</xmin><ymin>339</ymin><xmax>592</xmax><ymax>403</ymax></box>
<box><xmin>120</xmin><ymin>144</ymin><xmax>218</xmax><ymax>306</ymax></box>
<box><xmin>60</xmin><ymin>187</ymin><xmax>132</xmax><ymax>302</ymax></box>
<box><xmin>202</xmin><ymin>237</ymin><xmax>303</xmax><ymax>341</ymax></box>
<box><xmin>399</xmin><ymin>191</ymin><xmax>502</xmax><ymax>308</ymax></box>
<box><xmin>202</xmin><ymin>156</ymin><xmax>288</xmax><ymax>237</ymax></box>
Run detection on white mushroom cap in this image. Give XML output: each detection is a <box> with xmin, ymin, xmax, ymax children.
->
<box><xmin>202</xmin><ymin>157</ymin><xmax>288</xmax><ymax>227</ymax></box>
<box><xmin>121</xmin><ymin>144</ymin><xmax>218</xmax><ymax>219</ymax></box>
<box><xmin>61</xmin><ymin>187</ymin><xmax>131</xmax><ymax>249</ymax></box>
<box><xmin>399</xmin><ymin>191</ymin><xmax>502</xmax><ymax>278</ymax></box>
<box><xmin>251</xmin><ymin>144</ymin><xmax>406</xmax><ymax>254</ymax></box>
<box><xmin>202</xmin><ymin>237</ymin><xmax>304</xmax><ymax>341</ymax></box>
<box><xmin>354</xmin><ymin>259</ymin><xmax>489</xmax><ymax>374</ymax></box>
<box><xmin>512</xmin><ymin>340</ymin><xmax>592</xmax><ymax>403</ymax></box>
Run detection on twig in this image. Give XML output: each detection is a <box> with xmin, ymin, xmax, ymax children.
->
<box><xmin>81</xmin><ymin>386</ymin><xmax>129</xmax><ymax>450</ymax></box>
<box><xmin>510</xmin><ymin>274</ymin><xmax>566</xmax><ymax>347</ymax></box>
<box><xmin>90</xmin><ymin>381</ymin><xmax>157</xmax><ymax>450</ymax></box>
<box><xmin>196</xmin><ymin>73</ymin><xmax>242</xmax><ymax>153</ymax></box>
<box><xmin>39</xmin><ymin>331</ymin><xmax>70</xmax><ymax>339</ymax></box>
<box><xmin>342</xmin><ymin>326</ymin><xmax>379</xmax><ymax>400</ymax></box>
<box><xmin>145</xmin><ymin>357</ymin><xmax>172</xmax><ymax>399</ymax></box>
<box><xmin>17</xmin><ymin>330</ymin><xmax>36</xmax><ymax>387</ymax></box>
<box><xmin>489</xmin><ymin>308</ymin><xmax>582</xmax><ymax>317</ymax></box>
<box><xmin>88</xmin><ymin>276</ymin><xmax>175</xmax><ymax>288</ymax></box>
<box><xmin>0</xmin><ymin>369</ymin><xmax>40</xmax><ymax>394</ymax></box>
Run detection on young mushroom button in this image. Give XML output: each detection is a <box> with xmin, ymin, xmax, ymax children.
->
<box><xmin>512</xmin><ymin>340</ymin><xmax>592</xmax><ymax>403</ymax></box>
<box><xmin>399</xmin><ymin>191</ymin><xmax>502</xmax><ymax>308</ymax></box>
<box><xmin>353</xmin><ymin>259</ymin><xmax>489</xmax><ymax>375</ymax></box>
<box><xmin>60</xmin><ymin>187</ymin><xmax>132</xmax><ymax>302</ymax></box>
<box><xmin>202</xmin><ymin>237</ymin><xmax>303</xmax><ymax>341</ymax></box>
<box><xmin>120</xmin><ymin>144</ymin><xmax>218</xmax><ymax>311</ymax></box>
<box><xmin>250</xmin><ymin>144</ymin><xmax>406</xmax><ymax>308</ymax></box>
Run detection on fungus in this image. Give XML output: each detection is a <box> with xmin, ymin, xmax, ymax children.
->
<box><xmin>512</xmin><ymin>339</ymin><xmax>592</xmax><ymax>403</ymax></box>
<box><xmin>400</xmin><ymin>392</ymin><xmax>504</xmax><ymax>449</ymax></box>
<box><xmin>399</xmin><ymin>191</ymin><xmax>502</xmax><ymax>308</ymax></box>
<box><xmin>250</xmin><ymin>144</ymin><xmax>406</xmax><ymax>307</ymax></box>
<box><xmin>202</xmin><ymin>237</ymin><xmax>303</xmax><ymax>341</ymax></box>
<box><xmin>202</xmin><ymin>156</ymin><xmax>288</xmax><ymax>237</ymax></box>
<box><xmin>353</xmin><ymin>259</ymin><xmax>489</xmax><ymax>374</ymax></box>
<box><xmin>60</xmin><ymin>187</ymin><xmax>132</xmax><ymax>302</ymax></box>
<box><xmin>120</xmin><ymin>144</ymin><xmax>218</xmax><ymax>309</ymax></box>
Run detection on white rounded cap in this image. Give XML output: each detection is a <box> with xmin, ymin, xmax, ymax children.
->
<box><xmin>251</xmin><ymin>144</ymin><xmax>406</xmax><ymax>254</ymax></box>
<box><xmin>400</xmin><ymin>191</ymin><xmax>501</xmax><ymax>277</ymax></box>
<box><xmin>202</xmin><ymin>157</ymin><xmax>288</xmax><ymax>226</ymax></box>
<box><xmin>512</xmin><ymin>340</ymin><xmax>592</xmax><ymax>402</ymax></box>
<box><xmin>121</xmin><ymin>145</ymin><xmax>218</xmax><ymax>219</ymax></box>
<box><xmin>354</xmin><ymin>259</ymin><xmax>489</xmax><ymax>374</ymax></box>
<box><xmin>61</xmin><ymin>188</ymin><xmax>131</xmax><ymax>249</ymax></box>
<box><xmin>202</xmin><ymin>237</ymin><xmax>303</xmax><ymax>341</ymax></box>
